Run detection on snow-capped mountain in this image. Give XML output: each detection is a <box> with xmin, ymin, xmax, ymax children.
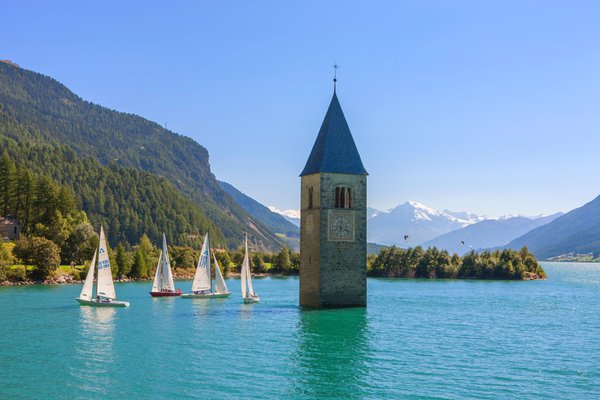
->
<box><xmin>268</xmin><ymin>206</ymin><xmax>301</xmax><ymax>227</ymax></box>
<box><xmin>367</xmin><ymin>207</ymin><xmax>382</xmax><ymax>219</ymax></box>
<box><xmin>269</xmin><ymin>201</ymin><xmax>484</xmax><ymax>246</ymax></box>
<box><xmin>367</xmin><ymin>201</ymin><xmax>483</xmax><ymax>246</ymax></box>
<box><xmin>442</xmin><ymin>210</ymin><xmax>486</xmax><ymax>224</ymax></box>
<box><xmin>267</xmin><ymin>200</ymin><xmax>561</xmax><ymax>252</ymax></box>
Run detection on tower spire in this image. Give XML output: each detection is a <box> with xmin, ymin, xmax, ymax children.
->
<box><xmin>332</xmin><ymin>63</ymin><xmax>339</xmax><ymax>92</ymax></box>
<box><xmin>300</xmin><ymin>83</ymin><xmax>367</xmax><ymax>177</ymax></box>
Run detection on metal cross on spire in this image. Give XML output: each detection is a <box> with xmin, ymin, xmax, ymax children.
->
<box><xmin>332</xmin><ymin>63</ymin><xmax>339</xmax><ymax>92</ymax></box>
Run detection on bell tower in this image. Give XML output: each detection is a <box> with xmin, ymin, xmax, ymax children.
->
<box><xmin>299</xmin><ymin>85</ymin><xmax>368</xmax><ymax>308</ymax></box>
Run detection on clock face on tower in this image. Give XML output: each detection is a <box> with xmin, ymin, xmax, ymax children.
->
<box><xmin>328</xmin><ymin>211</ymin><xmax>354</xmax><ymax>241</ymax></box>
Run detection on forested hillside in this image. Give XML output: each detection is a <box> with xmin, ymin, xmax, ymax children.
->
<box><xmin>0</xmin><ymin>147</ymin><xmax>224</xmax><ymax>247</ymax></box>
<box><xmin>219</xmin><ymin>181</ymin><xmax>299</xmax><ymax>238</ymax></box>
<box><xmin>0</xmin><ymin>152</ymin><xmax>97</xmax><ymax>266</ymax></box>
<box><xmin>505</xmin><ymin>194</ymin><xmax>600</xmax><ymax>259</ymax></box>
<box><xmin>0</xmin><ymin>61</ymin><xmax>283</xmax><ymax>250</ymax></box>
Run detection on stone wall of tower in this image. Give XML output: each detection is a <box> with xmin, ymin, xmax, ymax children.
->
<box><xmin>300</xmin><ymin>172</ymin><xmax>367</xmax><ymax>308</ymax></box>
<box><xmin>300</xmin><ymin>173</ymin><xmax>321</xmax><ymax>307</ymax></box>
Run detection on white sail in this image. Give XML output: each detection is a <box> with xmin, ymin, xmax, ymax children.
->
<box><xmin>151</xmin><ymin>250</ymin><xmax>162</xmax><ymax>292</ymax></box>
<box><xmin>244</xmin><ymin>236</ymin><xmax>254</xmax><ymax>296</ymax></box>
<box><xmin>96</xmin><ymin>226</ymin><xmax>117</xmax><ymax>299</ymax></box>
<box><xmin>79</xmin><ymin>251</ymin><xmax>97</xmax><ymax>300</ymax></box>
<box><xmin>191</xmin><ymin>233</ymin><xmax>212</xmax><ymax>292</ymax></box>
<box><xmin>161</xmin><ymin>234</ymin><xmax>175</xmax><ymax>291</ymax></box>
<box><xmin>213</xmin><ymin>253</ymin><xmax>228</xmax><ymax>294</ymax></box>
<box><xmin>240</xmin><ymin>249</ymin><xmax>247</xmax><ymax>299</ymax></box>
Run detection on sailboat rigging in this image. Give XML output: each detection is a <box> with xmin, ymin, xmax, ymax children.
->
<box><xmin>150</xmin><ymin>233</ymin><xmax>181</xmax><ymax>297</ymax></box>
<box><xmin>181</xmin><ymin>233</ymin><xmax>231</xmax><ymax>298</ymax></box>
<box><xmin>75</xmin><ymin>226</ymin><xmax>130</xmax><ymax>307</ymax></box>
<box><xmin>241</xmin><ymin>234</ymin><xmax>260</xmax><ymax>304</ymax></box>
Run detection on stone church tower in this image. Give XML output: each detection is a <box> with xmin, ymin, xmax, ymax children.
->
<box><xmin>299</xmin><ymin>89</ymin><xmax>368</xmax><ymax>308</ymax></box>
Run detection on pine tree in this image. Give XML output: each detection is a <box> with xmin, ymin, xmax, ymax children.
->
<box><xmin>0</xmin><ymin>151</ymin><xmax>16</xmax><ymax>216</ymax></box>
<box><xmin>32</xmin><ymin>175</ymin><xmax>57</xmax><ymax>229</ymax></box>
<box><xmin>138</xmin><ymin>234</ymin><xmax>156</xmax><ymax>277</ymax></box>
<box><xmin>252</xmin><ymin>253</ymin><xmax>265</xmax><ymax>273</ymax></box>
<box><xmin>275</xmin><ymin>246</ymin><xmax>291</xmax><ymax>272</ymax></box>
<box><xmin>115</xmin><ymin>243</ymin><xmax>130</xmax><ymax>278</ymax></box>
<box><xmin>129</xmin><ymin>247</ymin><xmax>146</xmax><ymax>279</ymax></box>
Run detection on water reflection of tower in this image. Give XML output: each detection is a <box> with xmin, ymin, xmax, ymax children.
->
<box><xmin>291</xmin><ymin>308</ymin><xmax>371</xmax><ymax>399</ymax></box>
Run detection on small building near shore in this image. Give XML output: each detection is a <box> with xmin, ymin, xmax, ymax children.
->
<box><xmin>0</xmin><ymin>215</ymin><xmax>21</xmax><ymax>241</ymax></box>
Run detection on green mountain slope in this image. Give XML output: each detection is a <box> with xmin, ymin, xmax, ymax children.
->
<box><xmin>218</xmin><ymin>181</ymin><xmax>299</xmax><ymax>238</ymax></box>
<box><xmin>505</xmin><ymin>195</ymin><xmax>600</xmax><ymax>259</ymax></box>
<box><xmin>219</xmin><ymin>180</ymin><xmax>300</xmax><ymax>251</ymax></box>
<box><xmin>0</xmin><ymin>61</ymin><xmax>283</xmax><ymax>250</ymax></box>
<box><xmin>0</xmin><ymin>142</ymin><xmax>224</xmax><ymax>247</ymax></box>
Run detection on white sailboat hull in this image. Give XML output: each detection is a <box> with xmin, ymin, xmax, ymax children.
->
<box><xmin>243</xmin><ymin>295</ymin><xmax>260</xmax><ymax>304</ymax></box>
<box><xmin>181</xmin><ymin>292</ymin><xmax>231</xmax><ymax>299</ymax></box>
<box><xmin>76</xmin><ymin>298</ymin><xmax>130</xmax><ymax>307</ymax></box>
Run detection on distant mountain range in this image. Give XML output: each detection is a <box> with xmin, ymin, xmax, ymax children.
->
<box><xmin>367</xmin><ymin>201</ymin><xmax>484</xmax><ymax>246</ymax></box>
<box><xmin>269</xmin><ymin>201</ymin><xmax>485</xmax><ymax>246</ymax></box>
<box><xmin>268</xmin><ymin>200</ymin><xmax>574</xmax><ymax>257</ymax></box>
<box><xmin>504</xmin><ymin>195</ymin><xmax>600</xmax><ymax>259</ymax></box>
<box><xmin>423</xmin><ymin>213</ymin><xmax>563</xmax><ymax>255</ymax></box>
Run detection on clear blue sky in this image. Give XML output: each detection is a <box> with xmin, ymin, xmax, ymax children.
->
<box><xmin>2</xmin><ymin>1</ymin><xmax>599</xmax><ymax>217</ymax></box>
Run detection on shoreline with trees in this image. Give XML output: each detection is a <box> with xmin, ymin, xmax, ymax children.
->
<box><xmin>1</xmin><ymin>238</ymin><xmax>545</xmax><ymax>286</ymax></box>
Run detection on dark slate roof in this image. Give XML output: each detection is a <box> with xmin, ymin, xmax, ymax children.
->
<box><xmin>0</xmin><ymin>214</ymin><xmax>20</xmax><ymax>225</ymax></box>
<box><xmin>300</xmin><ymin>92</ymin><xmax>368</xmax><ymax>177</ymax></box>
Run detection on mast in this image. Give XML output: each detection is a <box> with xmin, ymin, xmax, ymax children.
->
<box><xmin>213</xmin><ymin>252</ymin><xmax>228</xmax><ymax>294</ymax></box>
<box><xmin>245</xmin><ymin>235</ymin><xmax>254</xmax><ymax>295</ymax></box>
<box><xmin>96</xmin><ymin>226</ymin><xmax>117</xmax><ymax>299</ymax></box>
<box><xmin>241</xmin><ymin>235</ymin><xmax>248</xmax><ymax>298</ymax></box>
<box><xmin>191</xmin><ymin>233</ymin><xmax>212</xmax><ymax>293</ymax></box>
<box><xmin>161</xmin><ymin>234</ymin><xmax>175</xmax><ymax>291</ymax></box>
<box><xmin>79</xmin><ymin>251</ymin><xmax>97</xmax><ymax>300</ymax></box>
<box><xmin>151</xmin><ymin>250</ymin><xmax>162</xmax><ymax>292</ymax></box>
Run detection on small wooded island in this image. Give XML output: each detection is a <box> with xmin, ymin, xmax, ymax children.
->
<box><xmin>368</xmin><ymin>246</ymin><xmax>545</xmax><ymax>280</ymax></box>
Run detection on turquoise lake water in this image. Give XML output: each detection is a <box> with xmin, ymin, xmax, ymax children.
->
<box><xmin>1</xmin><ymin>262</ymin><xmax>600</xmax><ymax>399</ymax></box>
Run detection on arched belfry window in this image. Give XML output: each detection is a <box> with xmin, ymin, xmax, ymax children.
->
<box><xmin>335</xmin><ymin>186</ymin><xmax>352</xmax><ymax>209</ymax></box>
<box><xmin>308</xmin><ymin>187</ymin><xmax>314</xmax><ymax>209</ymax></box>
<box><xmin>347</xmin><ymin>188</ymin><xmax>352</xmax><ymax>208</ymax></box>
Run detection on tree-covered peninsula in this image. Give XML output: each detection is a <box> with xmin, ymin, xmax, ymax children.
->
<box><xmin>368</xmin><ymin>245</ymin><xmax>545</xmax><ymax>280</ymax></box>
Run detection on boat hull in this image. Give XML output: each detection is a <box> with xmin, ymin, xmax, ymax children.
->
<box><xmin>181</xmin><ymin>292</ymin><xmax>231</xmax><ymax>299</ymax></box>
<box><xmin>76</xmin><ymin>298</ymin><xmax>130</xmax><ymax>307</ymax></box>
<box><xmin>149</xmin><ymin>291</ymin><xmax>182</xmax><ymax>297</ymax></box>
<box><xmin>243</xmin><ymin>296</ymin><xmax>260</xmax><ymax>304</ymax></box>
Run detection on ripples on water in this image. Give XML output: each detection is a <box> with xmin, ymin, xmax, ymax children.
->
<box><xmin>1</xmin><ymin>263</ymin><xmax>600</xmax><ymax>399</ymax></box>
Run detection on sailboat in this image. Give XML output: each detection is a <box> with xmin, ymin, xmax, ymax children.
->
<box><xmin>241</xmin><ymin>234</ymin><xmax>260</xmax><ymax>304</ymax></box>
<box><xmin>181</xmin><ymin>233</ymin><xmax>231</xmax><ymax>298</ymax></box>
<box><xmin>149</xmin><ymin>233</ymin><xmax>181</xmax><ymax>297</ymax></box>
<box><xmin>76</xmin><ymin>226</ymin><xmax>130</xmax><ymax>307</ymax></box>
